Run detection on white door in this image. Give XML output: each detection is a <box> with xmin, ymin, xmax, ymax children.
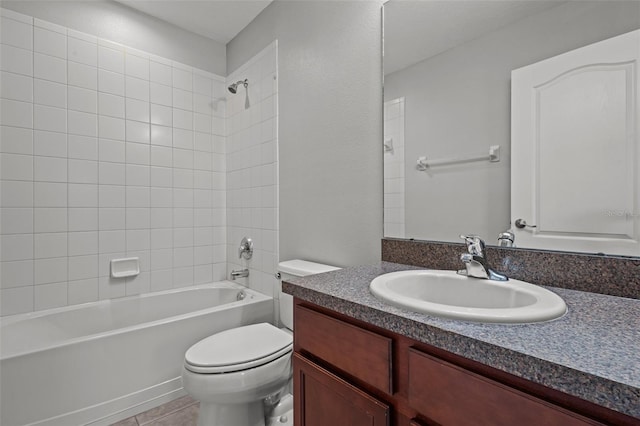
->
<box><xmin>511</xmin><ymin>29</ymin><xmax>640</xmax><ymax>256</ymax></box>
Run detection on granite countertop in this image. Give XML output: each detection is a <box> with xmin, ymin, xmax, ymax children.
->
<box><xmin>282</xmin><ymin>261</ymin><xmax>640</xmax><ymax>420</ymax></box>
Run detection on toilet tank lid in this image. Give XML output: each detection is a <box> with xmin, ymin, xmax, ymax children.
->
<box><xmin>278</xmin><ymin>260</ymin><xmax>341</xmax><ymax>277</ymax></box>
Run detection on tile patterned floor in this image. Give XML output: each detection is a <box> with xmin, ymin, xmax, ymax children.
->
<box><xmin>111</xmin><ymin>396</ymin><xmax>199</xmax><ymax>426</ymax></box>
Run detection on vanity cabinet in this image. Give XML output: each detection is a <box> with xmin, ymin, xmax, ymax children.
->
<box><xmin>293</xmin><ymin>304</ymin><xmax>391</xmax><ymax>425</ymax></box>
<box><xmin>293</xmin><ymin>354</ymin><xmax>390</xmax><ymax>426</ymax></box>
<box><xmin>407</xmin><ymin>349</ymin><xmax>599</xmax><ymax>426</ymax></box>
<box><xmin>293</xmin><ymin>299</ymin><xmax>632</xmax><ymax>426</ymax></box>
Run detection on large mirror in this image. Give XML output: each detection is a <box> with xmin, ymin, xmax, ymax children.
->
<box><xmin>383</xmin><ymin>0</ymin><xmax>640</xmax><ymax>256</ymax></box>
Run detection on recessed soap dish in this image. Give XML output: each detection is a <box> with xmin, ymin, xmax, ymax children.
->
<box><xmin>110</xmin><ymin>257</ymin><xmax>140</xmax><ymax>278</ymax></box>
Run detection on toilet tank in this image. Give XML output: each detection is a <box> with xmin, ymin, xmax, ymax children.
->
<box><xmin>278</xmin><ymin>260</ymin><xmax>341</xmax><ymax>330</ymax></box>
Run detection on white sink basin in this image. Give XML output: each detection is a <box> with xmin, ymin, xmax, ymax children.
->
<box><xmin>370</xmin><ymin>270</ymin><xmax>566</xmax><ymax>323</ymax></box>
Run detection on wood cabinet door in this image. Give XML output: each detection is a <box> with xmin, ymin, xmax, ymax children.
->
<box><xmin>295</xmin><ymin>304</ymin><xmax>393</xmax><ymax>394</ymax></box>
<box><xmin>293</xmin><ymin>353</ymin><xmax>390</xmax><ymax>426</ymax></box>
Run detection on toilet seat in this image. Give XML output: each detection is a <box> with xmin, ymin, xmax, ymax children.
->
<box><xmin>184</xmin><ymin>323</ymin><xmax>293</xmax><ymax>374</ymax></box>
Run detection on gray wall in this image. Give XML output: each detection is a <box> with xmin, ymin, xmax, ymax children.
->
<box><xmin>227</xmin><ymin>1</ymin><xmax>384</xmax><ymax>267</ymax></box>
<box><xmin>384</xmin><ymin>1</ymin><xmax>640</xmax><ymax>244</ymax></box>
<box><xmin>0</xmin><ymin>0</ymin><xmax>226</xmax><ymax>74</ymax></box>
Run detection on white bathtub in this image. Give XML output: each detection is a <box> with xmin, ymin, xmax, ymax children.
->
<box><xmin>0</xmin><ymin>282</ymin><xmax>273</xmax><ymax>426</ymax></box>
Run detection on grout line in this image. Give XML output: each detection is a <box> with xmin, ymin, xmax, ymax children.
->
<box><xmin>135</xmin><ymin>400</ymin><xmax>198</xmax><ymax>426</ymax></box>
<box><xmin>64</xmin><ymin>26</ymin><xmax>69</xmax><ymax>308</ymax></box>
<box><xmin>31</xmin><ymin>19</ymin><xmax>36</xmax><ymax>313</ymax></box>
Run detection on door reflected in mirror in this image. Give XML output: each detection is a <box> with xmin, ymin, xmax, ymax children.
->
<box><xmin>383</xmin><ymin>0</ymin><xmax>640</xmax><ymax>256</ymax></box>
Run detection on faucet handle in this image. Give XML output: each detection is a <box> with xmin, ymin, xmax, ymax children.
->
<box><xmin>460</xmin><ymin>235</ymin><xmax>485</xmax><ymax>256</ymax></box>
<box><xmin>238</xmin><ymin>237</ymin><xmax>253</xmax><ymax>259</ymax></box>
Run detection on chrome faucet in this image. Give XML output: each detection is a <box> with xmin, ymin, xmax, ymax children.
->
<box><xmin>497</xmin><ymin>231</ymin><xmax>515</xmax><ymax>247</ymax></box>
<box><xmin>230</xmin><ymin>268</ymin><xmax>249</xmax><ymax>280</ymax></box>
<box><xmin>457</xmin><ymin>235</ymin><xmax>508</xmax><ymax>281</ymax></box>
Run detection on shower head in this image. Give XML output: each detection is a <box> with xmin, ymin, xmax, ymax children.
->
<box><xmin>228</xmin><ymin>79</ymin><xmax>248</xmax><ymax>94</ymax></box>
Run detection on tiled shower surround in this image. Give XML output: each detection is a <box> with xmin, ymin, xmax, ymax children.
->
<box><xmin>383</xmin><ymin>97</ymin><xmax>405</xmax><ymax>239</ymax></box>
<box><xmin>0</xmin><ymin>9</ymin><xmax>278</xmax><ymax>315</ymax></box>
<box><xmin>225</xmin><ymin>42</ymin><xmax>279</xmax><ymax>306</ymax></box>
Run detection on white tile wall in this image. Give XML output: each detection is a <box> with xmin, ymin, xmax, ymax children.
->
<box><xmin>383</xmin><ymin>97</ymin><xmax>405</xmax><ymax>238</ymax></box>
<box><xmin>0</xmin><ymin>9</ymin><xmax>227</xmax><ymax>315</ymax></box>
<box><xmin>225</xmin><ymin>42</ymin><xmax>279</xmax><ymax>318</ymax></box>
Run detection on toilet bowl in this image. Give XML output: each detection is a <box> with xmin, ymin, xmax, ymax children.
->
<box><xmin>182</xmin><ymin>323</ymin><xmax>293</xmax><ymax>426</ymax></box>
<box><xmin>182</xmin><ymin>260</ymin><xmax>340</xmax><ymax>426</ymax></box>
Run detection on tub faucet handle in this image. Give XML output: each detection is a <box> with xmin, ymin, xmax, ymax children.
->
<box><xmin>238</xmin><ymin>237</ymin><xmax>253</xmax><ymax>260</ymax></box>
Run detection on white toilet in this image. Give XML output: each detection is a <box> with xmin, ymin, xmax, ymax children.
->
<box><xmin>182</xmin><ymin>260</ymin><xmax>340</xmax><ymax>426</ymax></box>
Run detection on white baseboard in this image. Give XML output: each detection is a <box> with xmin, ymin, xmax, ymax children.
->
<box><xmin>27</xmin><ymin>378</ymin><xmax>187</xmax><ymax>426</ymax></box>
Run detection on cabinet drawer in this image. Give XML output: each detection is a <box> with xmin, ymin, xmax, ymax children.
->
<box><xmin>294</xmin><ymin>304</ymin><xmax>393</xmax><ymax>394</ymax></box>
<box><xmin>294</xmin><ymin>354</ymin><xmax>390</xmax><ymax>426</ymax></box>
<box><xmin>408</xmin><ymin>348</ymin><xmax>602</xmax><ymax>426</ymax></box>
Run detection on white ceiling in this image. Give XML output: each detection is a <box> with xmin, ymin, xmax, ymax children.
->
<box><xmin>116</xmin><ymin>0</ymin><xmax>566</xmax><ymax>68</ymax></box>
<box><xmin>384</xmin><ymin>1</ymin><xmax>566</xmax><ymax>75</ymax></box>
<box><xmin>116</xmin><ymin>0</ymin><xmax>273</xmax><ymax>45</ymax></box>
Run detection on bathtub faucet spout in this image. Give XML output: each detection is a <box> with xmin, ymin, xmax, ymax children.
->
<box><xmin>230</xmin><ymin>269</ymin><xmax>249</xmax><ymax>280</ymax></box>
